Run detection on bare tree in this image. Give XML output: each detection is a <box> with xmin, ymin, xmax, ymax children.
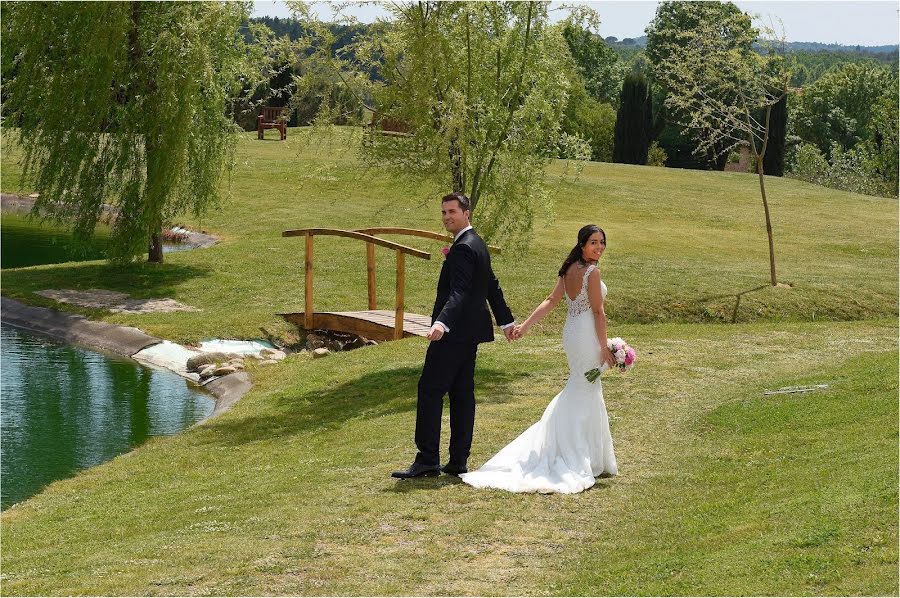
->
<box><xmin>652</xmin><ymin>4</ymin><xmax>791</xmax><ymax>286</ymax></box>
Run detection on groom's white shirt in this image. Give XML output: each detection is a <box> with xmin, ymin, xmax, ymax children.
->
<box><xmin>435</xmin><ymin>225</ymin><xmax>513</xmax><ymax>334</ymax></box>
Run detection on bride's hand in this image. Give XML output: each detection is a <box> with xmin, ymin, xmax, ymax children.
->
<box><xmin>601</xmin><ymin>346</ymin><xmax>616</xmax><ymax>369</ymax></box>
<box><xmin>513</xmin><ymin>324</ymin><xmax>528</xmax><ymax>339</ymax></box>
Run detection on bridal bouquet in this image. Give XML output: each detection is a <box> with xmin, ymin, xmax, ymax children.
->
<box><xmin>585</xmin><ymin>337</ymin><xmax>636</xmax><ymax>382</ymax></box>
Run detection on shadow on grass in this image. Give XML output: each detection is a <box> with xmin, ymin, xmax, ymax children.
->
<box><xmin>694</xmin><ymin>284</ymin><xmax>771</xmax><ymax>323</ymax></box>
<box><xmin>387</xmin><ymin>475</ymin><xmax>465</xmax><ymax>493</ymax></box>
<box><xmin>205</xmin><ymin>364</ymin><xmax>524</xmax><ymax>446</ymax></box>
<box><xmin>1</xmin><ymin>212</ymin><xmax>111</xmax><ymax>269</ymax></box>
<box><xmin>385</xmin><ymin>469</ymin><xmax>620</xmax><ymax>494</ymax></box>
<box><xmin>1</xmin><ymin>261</ymin><xmax>213</xmax><ymax>307</ymax></box>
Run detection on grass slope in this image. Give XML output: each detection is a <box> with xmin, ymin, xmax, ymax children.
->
<box><xmin>1</xmin><ymin>128</ymin><xmax>896</xmax><ymax>343</ymax></box>
<box><xmin>1</xmin><ymin>128</ymin><xmax>897</xmax><ymax>595</ymax></box>
<box><xmin>1</xmin><ymin>320</ymin><xmax>896</xmax><ymax>595</ymax></box>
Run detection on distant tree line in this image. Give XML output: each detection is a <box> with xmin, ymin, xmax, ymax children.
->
<box><xmin>4</xmin><ymin>2</ymin><xmax>894</xmax><ymax>267</ymax></box>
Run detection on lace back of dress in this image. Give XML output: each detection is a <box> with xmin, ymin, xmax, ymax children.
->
<box><xmin>566</xmin><ymin>265</ymin><xmax>595</xmax><ymax>319</ymax></box>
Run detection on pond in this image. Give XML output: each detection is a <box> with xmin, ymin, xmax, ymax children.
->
<box><xmin>0</xmin><ymin>326</ymin><xmax>215</xmax><ymax>510</ymax></box>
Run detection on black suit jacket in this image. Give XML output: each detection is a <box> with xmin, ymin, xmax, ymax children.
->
<box><xmin>431</xmin><ymin>228</ymin><xmax>514</xmax><ymax>345</ymax></box>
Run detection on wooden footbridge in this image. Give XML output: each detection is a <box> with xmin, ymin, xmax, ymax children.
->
<box><xmin>280</xmin><ymin>227</ymin><xmax>500</xmax><ymax>342</ymax></box>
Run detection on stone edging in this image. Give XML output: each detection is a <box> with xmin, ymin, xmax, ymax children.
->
<box><xmin>0</xmin><ymin>296</ymin><xmax>251</xmax><ymax>419</ymax></box>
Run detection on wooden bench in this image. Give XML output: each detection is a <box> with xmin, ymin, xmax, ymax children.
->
<box><xmin>366</xmin><ymin>111</ymin><xmax>412</xmax><ymax>138</ymax></box>
<box><xmin>257</xmin><ymin>106</ymin><xmax>287</xmax><ymax>140</ymax></box>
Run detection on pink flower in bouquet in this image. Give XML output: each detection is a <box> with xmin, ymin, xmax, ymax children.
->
<box><xmin>441</xmin><ymin>246</ymin><xmax>450</xmax><ymax>257</ymax></box>
<box><xmin>624</xmin><ymin>348</ymin><xmax>636</xmax><ymax>366</ymax></box>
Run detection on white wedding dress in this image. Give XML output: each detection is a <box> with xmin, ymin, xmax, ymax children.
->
<box><xmin>461</xmin><ymin>265</ymin><xmax>618</xmax><ymax>494</ymax></box>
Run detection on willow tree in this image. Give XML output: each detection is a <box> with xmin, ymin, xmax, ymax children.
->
<box><xmin>292</xmin><ymin>1</ymin><xmax>585</xmax><ymax>246</ymax></box>
<box><xmin>1</xmin><ymin>2</ymin><xmax>254</xmax><ymax>263</ymax></box>
<box><xmin>651</xmin><ymin>4</ymin><xmax>791</xmax><ymax>286</ymax></box>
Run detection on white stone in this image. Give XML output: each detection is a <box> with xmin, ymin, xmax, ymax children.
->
<box><xmin>312</xmin><ymin>348</ymin><xmax>330</xmax><ymax>359</ymax></box>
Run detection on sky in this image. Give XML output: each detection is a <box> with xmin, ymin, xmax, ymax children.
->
<box><xmin>251</xmin><ymin>1</ymin><xmax>900</xmax><ymax>47</ymax></box>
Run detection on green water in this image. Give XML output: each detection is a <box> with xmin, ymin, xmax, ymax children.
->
<box><xmin>0</xmin><ymin>326</ymin><xmax>215</xmax><ymax>509</ymax></box>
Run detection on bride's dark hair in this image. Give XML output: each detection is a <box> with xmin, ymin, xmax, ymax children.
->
<box><xmin>558</xmin><ymin>224</ymin><xmax>606</xmax><ymax>277</ymax></box>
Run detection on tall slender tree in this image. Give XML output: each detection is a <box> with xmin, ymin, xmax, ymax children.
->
<box><xmin>2</xmin><ymin>2</ymin><xmax>265</xmax><ymax>263</ymax></box>
<box><xmin>652</xmin><ymin>3</ymin><xmax>792</xmax><ymax>286</ymax></box>
<box><xmin>613</xmin><ymin>73</ymin><xmax>651</xmax><ymax>164</ymax></box>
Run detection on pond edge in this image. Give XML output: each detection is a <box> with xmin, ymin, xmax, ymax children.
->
<box><xmin>0</xmin><ymin>296</ymin><xmax>251</xmax><ymax>419</ymax></box>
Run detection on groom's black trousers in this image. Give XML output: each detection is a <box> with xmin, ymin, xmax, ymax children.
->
<box><xmin>414</xmin><ymin>338</ymin><xmax>478</xmax><ymax>467</ymax></box>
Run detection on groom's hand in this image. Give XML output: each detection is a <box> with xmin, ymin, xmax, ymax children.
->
<box><xmin>503</xmin><ymin>326</ymin><xmax>516</xmax><ymax>342</ymax></box>
<box><xmin>426</xmin><ymin>323</ymin><xmax>445</xmax><ymax>341</ymax></box>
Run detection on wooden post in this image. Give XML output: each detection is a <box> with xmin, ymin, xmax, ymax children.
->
<box><xmin>367</xmin><ymin>242</ymin><xmax>376</xmax><ymax>310</ymax></box>
<box><xmin>304</xmin><ymin>232</ymin><xmax>314</xmax><ymax>330</ymax></box>
<box><xmin>394</xmin><ymin>249</ymin><xmax>405</xmax><ymax>340</ymax></box>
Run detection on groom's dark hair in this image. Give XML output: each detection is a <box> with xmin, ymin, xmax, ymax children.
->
<box><xmin>442</xmin><ymin>191</ymin><xmax>471</xmax><ymax>212</ymax></box>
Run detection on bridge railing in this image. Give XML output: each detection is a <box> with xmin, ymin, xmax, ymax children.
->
<box><xmin>282</xmin><ymin>227</ymin><xmax>501</xmax><ymax>340</ymax></box>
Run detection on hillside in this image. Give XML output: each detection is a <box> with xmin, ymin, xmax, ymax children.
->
<box><xmin>1</xmin><ymin>128</ymin><xmax>896</xmax><ymax>595</ymax></box>
<box><xmin>1</xmin><ymin>128</ymin><xmax>896</xmax><ymax>343</ymax></box>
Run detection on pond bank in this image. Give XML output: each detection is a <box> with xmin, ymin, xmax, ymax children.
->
<box><xmin>1</xmin><ymin>192</ymin><xmax>220</xmax><ymax>252</ymax></box>
<box><xmin>0</xmin><ymin>297</ymin><xmax>251</xmax><ymax>418</ymax></box>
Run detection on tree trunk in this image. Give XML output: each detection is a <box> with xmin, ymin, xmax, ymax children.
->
<box><xmin>449</xmin><ymin>135</ymin><xmax>464</xmax><ymax>193</ymax></box>
<box><xmin>148</xmin><ymin>229</ymin><xmax>164</xmax><ymax>263</ymax></box>
<box><xmin>131</xmin><ymin>1</ymin><xmax>164</xmax><ymax>265</ymax></box>
<box><xmin>756</xmin><ymin>159</ymin><xmax>777</xmax><ymax>286</ymax></box>
<box><xmin>745</xmin><ymin>101</ymin><xmax>778</xmax><ymax>287</ymax></box>
<box><xmin>145</xmin><ymin>133</ymin><xmax>165</xmax><ymax>264</ymax></box>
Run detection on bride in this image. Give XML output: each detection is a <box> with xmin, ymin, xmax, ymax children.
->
<box><xmin>460</xmin><ymin>224</ymin><xmax>618</xmax><ymax>494</ymax></box>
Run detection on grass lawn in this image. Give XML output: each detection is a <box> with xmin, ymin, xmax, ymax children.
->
<box><xmin>1</xmin><ymin>128</ymin><xmax>896</xmax><ymax>342</ymax></box>
<box><xmin>1</xmin><ymin>128</ymin><xmax>897</xmax><ymax>595</ymax></box>
<box><xmin>1</xmin><ymin>212</ymin><xmax>111</xmax><ymax>269</ymax></box>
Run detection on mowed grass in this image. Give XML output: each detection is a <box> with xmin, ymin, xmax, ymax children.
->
<box><xmin>1</xmin><ymin>320</ymin><xmax>896</xmax><ymax>595</ymax></box>
<box><xmin>0</xmin><ymin>128</ymin><xmax>897</xmax><ymax>595</ymax></box>
<box><xmin>1</xmin><ymin>127</ymin><xmax>896</xmax><ymax>343</ymax></box>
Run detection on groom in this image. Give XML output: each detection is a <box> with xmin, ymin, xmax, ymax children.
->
<box><xmin>392</xmin><ymin>192</ymin><xmax>516</xmax><ymax>479</ymax></box>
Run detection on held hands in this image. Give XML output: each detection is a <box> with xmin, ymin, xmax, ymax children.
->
<box><xmin>427</xmin><ymin>323</ymin><xmax>524</xmax><ymax>342</ymax></box>
<box><xmin>426</xmin><ymin>323</ymin><xmax>445</xmax><ymax>341</ymax></box>
<box><xmin>511</xmin><ymin>323</ymin><xmax>529</xmax><ymax>341</ymax></box>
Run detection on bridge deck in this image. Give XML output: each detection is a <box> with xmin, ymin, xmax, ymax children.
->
<box><xmin>279</xmin><ymin>310</ymin><xmax>432</xmax><ymax>342</ymax></box>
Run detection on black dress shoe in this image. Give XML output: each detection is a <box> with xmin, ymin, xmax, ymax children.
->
<box><xmin>441</xmin><ymin>463</ymin><xmax>468</xmax><ymax>477</ymax></box>
<box><xmin>391</xmin><ymin>462</ymin><xmax>441</xmax><ymax>479</ymax></box>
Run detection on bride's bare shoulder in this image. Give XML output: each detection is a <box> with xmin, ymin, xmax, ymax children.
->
<box><xmin>564</xmin><ymin>262</ymin><xmax>589</xmax><ymax>278</ymax></box>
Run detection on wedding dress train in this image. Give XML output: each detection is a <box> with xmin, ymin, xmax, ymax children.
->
<box><xmin>461</xmin><ymin>265</ymin><xmax>617</xmax><ymax>494</ymax></box>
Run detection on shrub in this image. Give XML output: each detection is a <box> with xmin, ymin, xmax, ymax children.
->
<box><xmin>556</xmin><ymin>132</ymin><xmax>593</xmax><ymax>162</ymax></box>
<box><xmin>826</xmin><ymin>143</ymin><xmax>890</xmax><ymax>197</ymax></box>
<box><xmin>787</xmin><ymin>143</ymin><xmax>829</xmax><ymax>184</ymax></box>
<box><xmin>561</xmin><ymin>84</ymin><xmax>616</xmax><ymax>162</ymax></box>
<box><xmin>787</xmin><ymin>141</ymin><xmax>895</xmax><ymax>197</ymax></box>
<box><xmin>647</xmin><ymin>141</ymin><xmax>668</xmax><ymax>167</ymax></box>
